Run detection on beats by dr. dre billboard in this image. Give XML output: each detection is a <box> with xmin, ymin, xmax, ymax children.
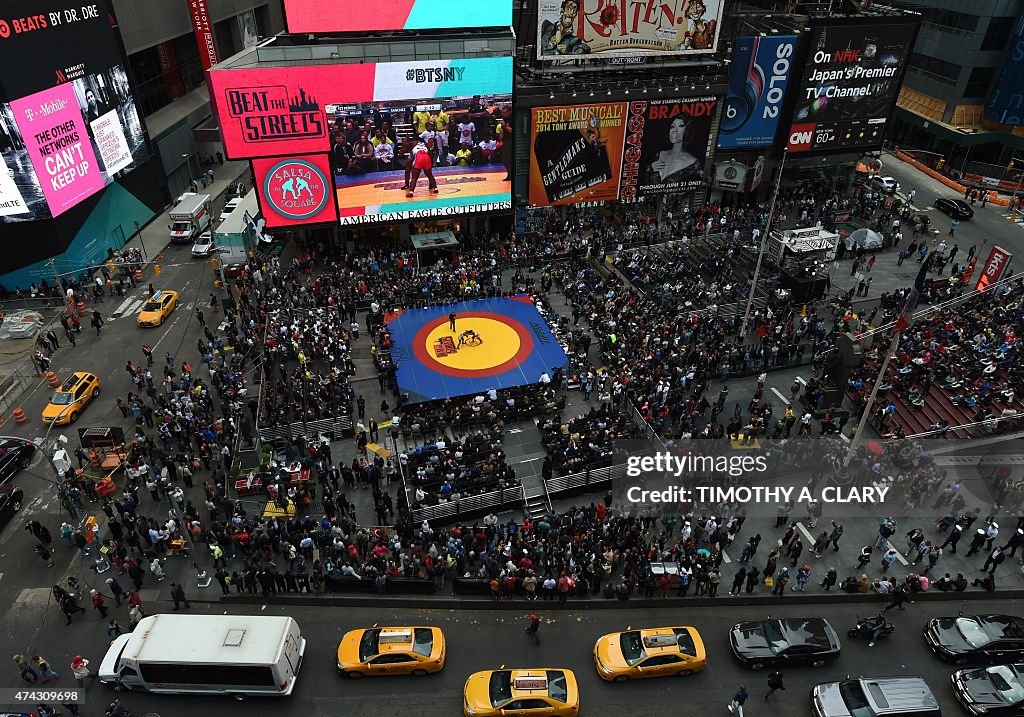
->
<box><xmin>786</xmin><ymin>18</ymin><xmax>919</xmax><ymax>154</ymax></box>
<box><xmin>719</xmin><ymin>35</ymin><xmax>797</xmax><ymax>150</ymax></box>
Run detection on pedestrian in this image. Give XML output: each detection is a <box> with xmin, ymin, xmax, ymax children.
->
<box><xmin>12</xmin><ymin>654</ymin><xmax>38</xmax><ymax>684</ymax></box>
<box><xmin>127</xmin><ymin>591</ymin><xmax>145</xmax><ymax>617</ymax></box>
<box><xmin>105</xmin><ymin>577</ymin><xmax>125</xmax><ymax>606</ymax></box>
<box><xmin>882</xmin><ymin>584</ymin><xmax>910</xmax><ymax>612</ymax></box>
<box><xmin>525</xmin><ymin>613</ymin><xmax>540</xmax><ymax>645</ymax></box>
<box><xmin>820</xmin><ymin>566</ymin><xmax>838</xmax><ymax>591</ymax></box>
<box><xmin>32</xmin><ymin>656</ymin><xmax>58</xmax><ymax>683</ymax></box>
<box><xmin>90</xmin><ymin>589</ymin><xmax>108</xmax><ymax>618</ymax></box>
<box><xmin>34</xmin><ymin>543</ymin><xmax>54</xmax><ymax>568</ymax></box>
<box><xmin>70</xmin><ymin>655</ymin><xmax>91</xmax><ymax>687</ymax></box>
<box><xmin>106</xmin><ymin>619</ymin><xmax>123</xmax><ymax>639</ymax></box>
<box><xmin>880</xmin><ymin>548</ymin><xmax>899</xmax><ymax>574</ymax></box>
<box><xmin>982</xmin><ymin>546</ymin><xmax>1006</xmax><ymax>574</ymax></box>
<box><xmin>91</xmin><ymin>310</ymin><xmax>103</xmax><ymax>336</ymax></box>
<box><xmin>728</xmin><ymin>683</ymin><xmax>750</xmax><ymax>717</ymax></box>
<box><xmin>449</xmin><ymin>312</ymin><xmax>457</xmax><ymax>331</ymax></box>
<box><xmin>170</xmin><ymin>582</ymin><xmax>191</xmax><ymax>610</ymax></box>
<box><xmin>828</xmin><ymin>521</ymin><xmax>844</xmax><ymax>551</ymax></box>
<box><xmin>764</xmin><ymin>671</ymin><xmax>786</xmax><ymax>700</ymax></box>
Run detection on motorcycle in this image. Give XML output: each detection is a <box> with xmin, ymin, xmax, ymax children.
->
<box><xmin>847</xmin><ymin>613</ymin><xmax>895</xmax><ymax>644</ymax></box>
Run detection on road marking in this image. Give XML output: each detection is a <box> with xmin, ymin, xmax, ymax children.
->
<box><xmin>796</xmin><ymin>376</ymin><xmax>807</xmax><ymax>385</ymax></box>
<box><xmin>770</xmin><ymin>387</ymin><xmax>789</xmax><ymax>404</ymax></box>
<box><xmin>796</xmin><ymin>521</ymin><xmax>816</xmax><ymax>544</ymax></box>
<box><xmin>720</xmin><ymin>549</ymin><xmax>731</xmax><ymax>564</ymax></box>
<box><xmin>152</xmin><ymin>316</ymin><xmax>182</xmax><ymax>350</ymax></box>
<box><xmin>888</xmin><ymin>541</ymin><xmax>909</xmax><ymax>565</ymax></box>
<box><xmin>112</xmin><ymin>294</ymin><xmax>140</xmax><ymax>316</ymax></box>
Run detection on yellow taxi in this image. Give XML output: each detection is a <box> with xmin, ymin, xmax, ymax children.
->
<box><xmin>336</xmin><ymin>627</ymin><xmax>446</xmax><ymax>678</ymax></box>
<box><xmin>137</xmin><ymin>290</ymin><xmax>179</xmax><ymax>326</ymax></box>
<box><xmin>42</xmin><ymin>371</ymin><xmax>101</xmax><ymax>425</ymax></box>
<box><xmin>464</xmin><ymin>669</ymin><xmax>579</xmax><ymax>717</ymax></box>
<box><xmin>594</xmin><ymin>626</ymin><xmax>706</xmax><ymax>682</ymax></box>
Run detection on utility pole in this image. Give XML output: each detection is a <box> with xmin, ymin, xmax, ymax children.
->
<box><xmin>843</xmin><ymin>328</ymin><xmax>901</xmax><ymax>467</ymax></box>
<box><xmin>740</xmin><ymin>148</ymin><xmax>787</xmax><ymax>340</ymax></box>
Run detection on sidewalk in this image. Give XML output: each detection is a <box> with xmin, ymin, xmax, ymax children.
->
<box><xmin>106</xmin><ymin>159</ymin><xmax>251</xmax><ymax>272</ymax></box>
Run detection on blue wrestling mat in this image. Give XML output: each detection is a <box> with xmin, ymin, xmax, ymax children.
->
<box><xmin>386</xmin><ymin>296</ymin><xmax>569</xmax><ymax>403</ymax></box>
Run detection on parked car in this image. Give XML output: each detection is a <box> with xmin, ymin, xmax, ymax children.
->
<box><xmin>952</xmin><ymin>664</ymin><xmax>1024</xmax><ymax>716</ymax></box>
<box><xmin>867</xmin><ymin>176</ymin><xmax>900</xmax><ymax>194</ymax></box>
<box><xmin>0</xmin><ymin>438</ymin><xmax>35</xmax><ymax>484</ymax></box>
<box><xmin>935</xmin><ymin>197</ymin><xmax>975</xmax><ymax>220</ymax></box>
<box><xmin>926</xmin><ymin>615</ymin><xmax>1024</xmax><ymax>665</ymax></box>
<box><xmin>730</xmin><ymin>618</ymin><xmax>841</xmax><ymax>669</ymax></box>
<box><xmin>191</xmin><ymin>232</ymin><xmax>217</xmax><ymax>258</ymax></box>
<box><xmin>0</xmin><ymin>483</ymin><xmax>25</xmax><ymax>531</ymax></box>
<box><xmin>812</xmin><ymin>677</ymin><xmax>939</xmax><ymax>717</ymax></box>
<box><xmin>219</xmin><ymin>197</ymin><xmax>242</xmax><ymax>222</ymax></box>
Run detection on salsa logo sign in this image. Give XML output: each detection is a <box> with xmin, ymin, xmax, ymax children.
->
<box><xmin>224</xmin><ymin>85</ymin><xmax>326</xmax><ymax>146</ymax></box>
<box><xmin>262</xmin><ymin>159</ymin><xmax>329</xmax><ymax>221</ymax></box>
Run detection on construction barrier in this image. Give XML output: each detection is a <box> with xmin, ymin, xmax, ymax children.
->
<box><xmin>134</xmin><ymin>269</ymin><xmax>143</xmax><ymax>282</ymax></box>
<box><xmin>46</xmin><ymin>371</ymin><xmax>58</xmax><ymax>387</ymax></box>
<box><xmin>76</xmin><ymin>301</ymin><xmax>86</xmax><ymax>317</ymax></box>
<box><xmin>13</xmin><ymin>407</ymin><xmax>27</xmax><ymax>424</ymax></box>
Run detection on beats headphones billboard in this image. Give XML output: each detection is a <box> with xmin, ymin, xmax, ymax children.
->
<box><xmin>718</xmin><ymin>35</ymin><xmax>797</xmax><ymax>150</ymax></box>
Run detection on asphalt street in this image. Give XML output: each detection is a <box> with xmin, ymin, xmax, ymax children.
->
<box><xmin>1</xmin><ymin>599</ymin><xmax>1018</xmax><ymax>717</ymax></box>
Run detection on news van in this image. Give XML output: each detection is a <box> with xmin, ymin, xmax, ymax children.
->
<box><xmin>98</xmin><ymin>614</ymin><xmax>305</xmax><ymax>700</ymax></box>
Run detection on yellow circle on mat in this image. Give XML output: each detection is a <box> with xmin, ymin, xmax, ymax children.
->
<box><xmin>424</xmin><ymin>317</ymin><xmax>522</xmax><ymax>371</ymax></box>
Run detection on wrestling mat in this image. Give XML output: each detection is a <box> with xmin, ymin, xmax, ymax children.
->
<box><xmin>386</xmin><ymin>296</ymin><xmax>568</xmax><ymax>404</ymax></box>
<box><xmin>336</xmin><ymin>165</ymin><xmax>510</xmax><ymax>219</ymax></box>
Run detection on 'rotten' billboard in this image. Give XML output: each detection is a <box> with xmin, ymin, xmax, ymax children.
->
<box><xmin>284</xmin><ymin>0</ymin><xmax>511</xmax><ymax>34</ymax></box>
<box><xmin>0</xmin><ymin>0</ymin><xmax>150</xmax><ymax>221</ymax></box>
<box><xmin>209</xmin><ymin>57</ymin><xmax>513</xmax><ymax>224</ymax></box>
<box><xmin>786</xmin><ymin>18</ymin><xmax>919</xmax><ymax>154</ymax></box>
<box><xmin>537</xmin><ymin>0</ymin><xmax>724</xmax><ymax>60</ymax></box>
<box><xmin>719</xmin><ymin>35</ymin><xmax>797</xmax><ymax>150</ymax></box>
<box><xmin>621</xmin><ymin>97</ymin><xmax>716</xmax><ymax>200</ymax></box>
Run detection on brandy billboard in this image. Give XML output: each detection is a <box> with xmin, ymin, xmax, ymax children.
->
<box><xmin>209</xmin><ymin>57</ymin><xmax>513</xmax><ymax>224</ymax></box>
<box><xmin>537</xmin><ymin>0</ymin><xmax>724</xmax><ymax>60</ymax></box>
<box><xmin>786</xmin><ymin>18</ymin><xmax>920</xmax><ymax>154</ymax></box>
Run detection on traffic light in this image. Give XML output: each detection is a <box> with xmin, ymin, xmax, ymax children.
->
<box><xmin>936</xmin><ymin>159</ymin><xmax>945</xmax><ymax>170</ymax></box>
<box><xmin>154</xmin><ymin>264</ymin><xmax>161</xmax><ymax>276</ymax></box>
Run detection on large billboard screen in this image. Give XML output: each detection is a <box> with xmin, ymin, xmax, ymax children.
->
<box><xmin>529</xmin><ymin>97</ymin><xmax>714</xmax><ymax>206</ymax></box>
<box><xmin>530</xmin><ymin>103</ymin><xmax>627</xmax><ymax>206</ymax></box>
<box><xmin>786</xmin><ymin>19</ymin><xmax>919</xmax><ymax>154</ymax></box>
<box><xmin>253</xmin><ymin>154</ymin><xmax>338</xmax><ymax>228</ymax></box>
<box><xmin>621</xmin><ymin>97</ymin><xmax>716</xmax><ymax>200</ymax></box>
<box><xmin>987</xmin><ymin>16</ymin><xmax>1024</xmax><ymax>125</ymax></box>
<box><xmin>719</xmin><ymin>35</ymin><xmax>797</xmax><ymax>150</ymax></box>
<box><xmin>0</xmin><ymin>0</ymin><xmax>150</xmax><ymax>221</ymax></box>
<box><xmin>209</xmin><ymin>57</ymin><xmax>514</xmax><ymax>223</ymax></box>
<box><xmin>284</xmin><ymin>0</ymin><xmax>511</xmax><ymax>34</ymax></box>
<box><xmin>537</xmin><ymin>0</ymin><xmax>724</xmax><ymax>60</ymax></box>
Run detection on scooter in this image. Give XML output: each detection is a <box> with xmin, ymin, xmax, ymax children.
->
<box><xmin>847</xmin><ymin>613</ymin><xmax>895</xmax><ymax>645</ymax></box>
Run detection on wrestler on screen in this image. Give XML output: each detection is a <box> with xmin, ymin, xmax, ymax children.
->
<box><xmin>405</xmin><ymin>137</ymin><xmax>439</xmax><ymax>198</ymax></box>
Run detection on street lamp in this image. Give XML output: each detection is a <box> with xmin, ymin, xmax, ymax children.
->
<box><xmin>133</xmin><ymin>220</ymin><xmax>147</xmax><ymax>259</ymax></box>
<box><xmin>182</xmin><ymin>153</ymin><xmax>195</xmax><ymax>188</ymax></box>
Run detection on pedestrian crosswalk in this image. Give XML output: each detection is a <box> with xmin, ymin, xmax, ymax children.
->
<box><xmin>112</xmin><ymin>293</ymin><xmax>148</xmax><ymax>318</ymax></box>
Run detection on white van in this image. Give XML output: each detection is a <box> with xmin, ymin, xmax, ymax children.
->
<box><xmin>99</xmin><ymin>614</ymin><xmax>304</xmax><ymax>700</ymax></box>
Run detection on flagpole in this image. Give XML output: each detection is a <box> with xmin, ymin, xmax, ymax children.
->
<box><xmin>741</xmin><ymin>148</ymin><xmax>787</xmax><ymax>340</ymax></box>
<box><xmin>843</xmin><ymin>329</ymin><xmax>900</xmax><ymax>467</ymax></box>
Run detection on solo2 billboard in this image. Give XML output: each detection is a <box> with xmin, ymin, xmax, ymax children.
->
<box><xmin>786</xmin><ymin>18</ymin><xmax>919</xmax><ymax>154</ymax></box>
<box><xmin>253</xmin><ymin>155</ymin><xmax>337</xmax><ymax>228</ymax></box>
<box><xmin>529</xmin><ymin>97</ymin><xmax>715</xmax><ymax>206</ymax></box>
<box><xmin>0</xmin><ymin>0</ymin><xmax>149</xmax><ymax>222</ymax></box>
<box><xmin>719</xmin><ymin>35</ymin><xmax>797</xmax><ymax>150</ymax></box>
<box><xmin>283</xmin><ymin>0</ymin><xmax>511</xmax><ymax>34</ymax></box>
<box><xmin>537</xmin><ymin>0</ymin><xmax>724</xmax><ymax>59</ymax></box>
<box><xmin>209</xmin><ymin>57</ymin><xmax>513</xmax><ymax>224</ymax></box>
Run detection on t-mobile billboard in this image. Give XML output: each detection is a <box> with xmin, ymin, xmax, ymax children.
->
<box><xmin>786</xmin><ymin>18</ymin><xmax>919</xmax><ymax>154</ymax></box>
<box><xmin>0</xmin><ymin>0</ymin><xmax>150</xmax><ymax>221</ymax></box>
